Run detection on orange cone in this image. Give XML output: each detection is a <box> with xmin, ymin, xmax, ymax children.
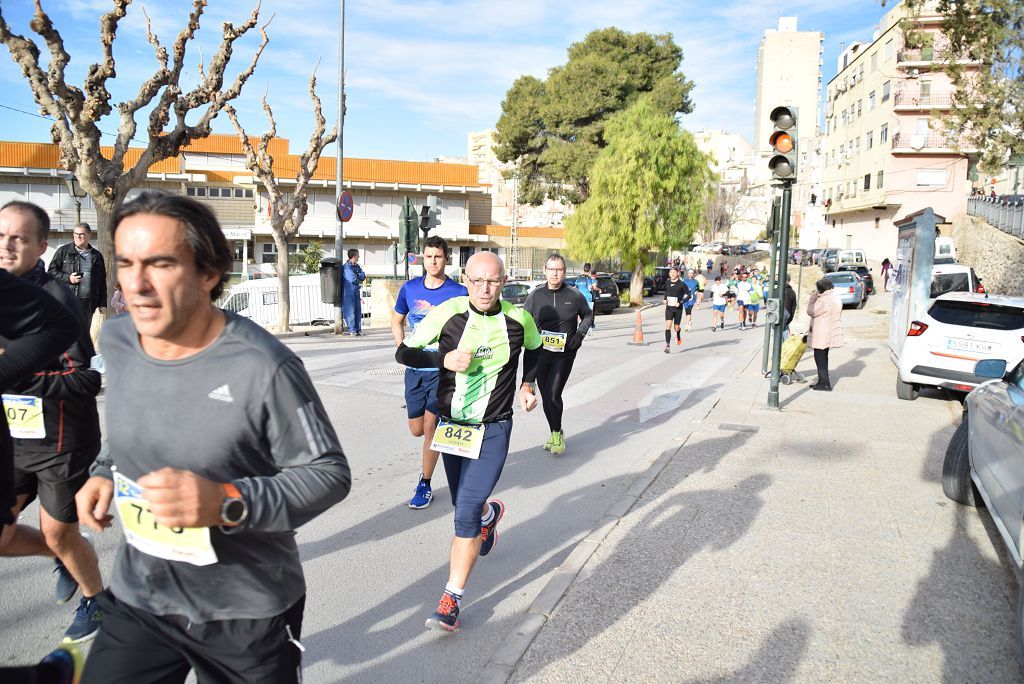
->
<box><xmin>628</xmin><ymin>307</ymin><xmax>646</xmax><ymax>345</ymax></box>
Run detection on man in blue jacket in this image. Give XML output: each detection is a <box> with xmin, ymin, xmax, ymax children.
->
<box><xmin>342</xmin><ymin>248</ymin><xmax>366</xmax><ymax>335</ymax></box>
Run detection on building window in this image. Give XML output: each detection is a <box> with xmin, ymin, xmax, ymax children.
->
<box><xmin>841</xmin><ymin>110</ymin><xmax>848</xmax><ymax>127</ymax></box>
<box><xmin>868</xmin><ymin>91</ymin><xmax>876</xmax><ymax>110</ymax></box>
<box><xmin>877</xmin><ymin>171</ymin><xmax>884</xmax><ymax>189</ymax></box>
<box><xmin>459</xmin><ymin>246</ymin><xmax>475</xmax><ymax>268</ymax></box>
<box><xmin>880</xmin><ymin>124</ymin><xmax>889</xmax><ymax>143</ymax></box>
<box><xmin>875</xmin><ymin>217</ymin><xmax>880</xmax><ymax>230</ymax></box>
<box><xmin>859</xmin><ymin>64</ymin><xmax>864</xmax><ymax>81</ymax></box>
<box><xmin>885</xmin><ymin>39</ymin><xmax>894</xmax><ymax>61</ymax></box>
<box><xmin>209</xmin><ymin>188</ymin><xmax>222</xmax><ymax>197</ymax></box>
<box><xmin>195</xmin><ymin>187</ymin><xmax>206</xmax><ymax>197</ymax></box>
<box><xmin>186</xmin><ymin>187</ymin><xmax>196</xmax><ymax>196</ymax></box>
<box><xmin>866</xmin><ymin>131</ymin><xmax>873</xmax><ymax>149</ymax></box>
<box><xmin>882</xmin><ymin>81</ymin><xmax>891</xmax><ymax>101</ymax></box>
<box><xmin>857</xmin><ymin>99</ymin><xmax>862</xmax><ymax>117</ymax></box>
<box><xmin>916</xmin><ymin>169</ymin><xmax>948</xmax><ymax>187</ymax></box>
<box><xmin>864</xmin><ymin>173</ymin><xmax>871</xmax><ymax>190</ymax></box>
<box><xmin>871</xmin><ymin>52</ymin><xmax>878</xmax><ymax>71</ymax></box>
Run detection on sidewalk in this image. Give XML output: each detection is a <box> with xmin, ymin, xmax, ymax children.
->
<box><xmin>491</xmin><ymin>293</ymin><xmax>1020</xmax><ymax>681</ymax></box>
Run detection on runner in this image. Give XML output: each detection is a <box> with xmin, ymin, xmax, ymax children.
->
<box><xmin>682</xmin><ymin>269</ymin><xmax>700</xmax><ymax>331</ymax></box>
<box><xmin>74</xmin><ymin>192</ymin><xmax>351</xmax><ymax>683</ymax></box>
<box><xmin>392</xmin><ymin>236</ymin><xmax>467</xmax><ymax>509</ymax></box>
<box><xmin>523</xmin><ymin>254</ymin><xmax>593</xmax><ymax>455</ymax></box>
<box><xmin>0</xmin><ymin>201</ymin><xmax>105</xmax><ymax>642</ymax></box>
<box><xmin>709</xmin><ymin>276</ymin><xmax>729</xmax><ymax>331</ymax></box>
<box><xmin>395</xmin><ymin>251</ymin><xmax>541</xmax><ymax>633</ymax></box>
<box><xmin>746</xmin><ymin>275</ymin><xmax>762</xmax><ymax>328</ymax></box>
<box><xmin>734</xmin><ymin>272</ymin><xmax>752</xmax><ymax>329</ymax></box>
<box><xmin>694</xmin><ymin>269</ymin><xmax>707</xmax><ymax>309</ymax></box>
<box><xmin>573</xmin><ymin>263</ymin><xmax>598</xmax><ymax>332</ymax></box>
<box><xmin>662</xmin><ymin>267</ymin><xmax>690</xmax><ymax>354</ymax></box>
<box><xmin>706</xmin><ymin>257</ymin><xmax>713</xmax><ymax>276</ymax></box>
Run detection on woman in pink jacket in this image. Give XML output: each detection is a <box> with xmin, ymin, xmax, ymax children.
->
<box><xmin>806</xmin><ymin>278</ymin><xmax>844</xmax><ymax>391</ymax></box>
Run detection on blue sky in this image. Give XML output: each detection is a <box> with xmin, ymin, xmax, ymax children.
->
<box><xmin>0</xmin><ymin>0</ymin><xmax>890</xmax><ymax>163</ymax></box>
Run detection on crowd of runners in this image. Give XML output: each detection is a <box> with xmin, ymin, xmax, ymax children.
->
<box><xmin>2</xmin><ymin>188</ymin><xmax>775</xmax><ymax>681</ymax></box>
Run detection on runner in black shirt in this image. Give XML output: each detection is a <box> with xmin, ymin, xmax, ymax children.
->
<box><xmin>663</xmin><ymin>267</ymin><xmax>690</xmax><ymax>354</ymax></box>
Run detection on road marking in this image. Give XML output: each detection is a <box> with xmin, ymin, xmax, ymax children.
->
<box><xmin>563</xmin><ymin>353</ymin><xmax>670</xmax><ymax>409</ymax></box>
<box><xmin>637</xmin><ymin>356</ymin><xmax>732</xmax><ymax>424</ymax></box>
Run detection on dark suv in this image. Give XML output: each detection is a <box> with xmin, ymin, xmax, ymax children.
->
<box><xmin>589</xmin><ymin>274</ymin><xmax>621</xmax><ymax>314</ymax></box>
<box><xmin>613</xmin><ymin>271</ymin><xmax>654</xmax><ymax>297</ymax></box>
<box><xmin>835</xmin><ymin>264</ymin><xmax>875</xmax><ymax>295</ymax></box>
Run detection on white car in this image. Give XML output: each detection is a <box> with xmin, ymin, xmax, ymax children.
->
<box><xmin>895</xmin><ymin>292</ymin><xmax>1024</xmax><ymax>400</ymax></box>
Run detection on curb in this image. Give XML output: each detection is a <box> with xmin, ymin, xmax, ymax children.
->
<box><xmin>272</xmin><ymin>327</ymin><xmax>335</xmax><ymax>340</ymax></box>
<box><xmin>475</xmin><ymin>441</ymin><xmax>686</xmax><ymax>683</ymax></box>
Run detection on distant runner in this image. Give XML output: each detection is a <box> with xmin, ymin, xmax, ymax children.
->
<box><xmin>662</xmin><ymin>267</ymin><xmax>691</xmax><ymax>353</ymax></box>
<box><xmin>524</xmin><ymin>254</ymin><xmax>593</xmax><ymax>455</ymax></box>
<box><xmin>709</xmin><ymin>276</ymin><xmax>728</xmax><ymax>331</ymax></box>
<box><xmin>682</xmin><ymin>269</ymin><xmax>700</xmax><ymax>331</ymax></box>
<box><xmin>574</xmin><ymin>263</ymin><xmax>599</xmax><ymax>332</ymax></box>
<box><xmin>396</xmin><ymin>252</ymin><xmax>541</xmax><ymax>633</ymax></box>
<box><xmin>392</xmin><ymin>236</ymin><xmax>468</xmax><ymax>509</ymax></box>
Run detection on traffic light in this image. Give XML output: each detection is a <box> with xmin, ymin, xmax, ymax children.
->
<box><xmin>768</xmin><ymin>105</ymin><xmax>798</xmax><ymax>182</ymax></box>
<box><xmin>399</xmin><ymin>196</ymin><xmax>419</xmax><ymax>255</ymax></box>
<box><xmin>420</xmin><ymin>195</ymin><xmax>440</xmax><ymax>236</ymax></box>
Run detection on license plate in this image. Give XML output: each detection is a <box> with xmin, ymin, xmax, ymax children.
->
<box><xmin>599</xmin><ymin>293</ymin><xmax>611</xmax><ymax>298</ymax></box>
<box><xmin>946</xmin><ymin>338</ymin><xmax>994</xmax><ymax>354</ymax></box>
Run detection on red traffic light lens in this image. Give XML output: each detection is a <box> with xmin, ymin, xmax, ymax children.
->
<box><xmin>770</xmin><ymin>131</ymin><xmax>794</xmax><ymax>153</ymax></box>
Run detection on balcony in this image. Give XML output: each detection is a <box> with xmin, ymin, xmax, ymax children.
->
<box><xmin>891</xmin><ymin>133</ymin><xmax>977</xmax><ymax>155</ymax></box>
<box><xmin>893</xmin><ymin>90</ymin><xmax>955</xmax><ymax>110</ymax></box>
<box><xmin>897</xmin><ymin>47</ymin><xmax>937</xmax><ymax>65</ymax></box>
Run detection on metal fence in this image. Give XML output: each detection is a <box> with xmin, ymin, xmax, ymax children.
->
<box><xmin>967</xmin><ymin>196</ymin><xmax>1024</xmax><ymax>239</ymax></box>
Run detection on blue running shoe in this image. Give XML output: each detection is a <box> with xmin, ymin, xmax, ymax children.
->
<box><xmin>408</xmin><ymin>477</ymin><xmax>433</xmax><ymax>509</ymax></box>
<box><xmin>424</xmin><ymin>591</ymin><xmax>460</xmax><ymax>633</ymax></box>
<box><xmin>63</xmin><ymin>597</ymin><xmax>102</xmax><ymax>643</ymax></box>
<box><xmin>53</xmin><ymin>557</ymin><xmax>79</xmax><ymax>605</ymax></box>
<box><xmin>479</xmin><ymin>500</ymin><xmax>505</xmax><ymax>557</ymax></box>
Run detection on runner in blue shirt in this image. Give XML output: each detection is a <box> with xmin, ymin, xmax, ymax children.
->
<box><xmin>392</xmin><ymin>236</ymin><xmax>468</xmax><ymax>509</ymax></box>
<box><xmin>682</xmin><ymin>269</ymin><xmax>700</xmax><ymax>331</ymax></box>
<box><xmin>573</xmin><ymin>262</ymin><xmax>598</xmax><ymax>332</ymax></box>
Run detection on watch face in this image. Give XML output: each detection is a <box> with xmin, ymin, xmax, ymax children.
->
<box><xmin>224</xmin><ymin>499</ymin><xmax>246</xmax><ymax>523</ymax></box>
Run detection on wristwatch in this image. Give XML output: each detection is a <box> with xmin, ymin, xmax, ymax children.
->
<box><xmin>219</xmin><ymin>482</ymin><xmax>248</xmax><ymax>526</ymax></box>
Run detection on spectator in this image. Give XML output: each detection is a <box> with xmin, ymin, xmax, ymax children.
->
<box><xmin>47</xmin><ymin>222</ymin><xmax>107</xmax><ymax>322</ymax></box>
<box><xmin>880</xmin><ymin>258</ymin><xmax>892</xmax><ymax>290</ymax></box>
<box><xmin>110</xmin><ymin>282</ymin><xmax>128</xmax><ymax>315</ymax></box>
<box><xmin>806</xmin><ymin>278</ymin><xmax>844</xmax><ymax>391</ymax></box>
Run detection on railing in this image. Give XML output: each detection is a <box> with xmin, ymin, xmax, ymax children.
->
<box><xmin>967</xmin><ymin>196</ymin><xmax>1024</xmax><ymax>239</ymax></box>
<box><xmin>897</xmin><ymin>47</ymin><xmax>936</xmax><ymax>63</ymax></box>
<box><xmin>893</xmin><ymin>91</ymin><xmax>954</xmax><ymax>108</ymax></box>
<box><xmin>891</xmin><ymin>133</ymin><xmax>963</xmax><ymax>150</ymax></box>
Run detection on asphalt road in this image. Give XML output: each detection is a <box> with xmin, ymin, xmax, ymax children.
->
<box><xmin>0</xmin><ymin>298</ymin><xmax>762</xmax><ymax>682</ymax></box>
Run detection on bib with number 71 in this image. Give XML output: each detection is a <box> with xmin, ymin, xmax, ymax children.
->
<box><xmin>540</xmin><ymin>330</ymin><xmax>567</xmax><ymax>353</ymax></box>
<box><xmin>113</xmin><ymin>472</ymin><xmax>219</xmax><ymax>566</ymax></box>
<box><xmin>430</xmin><ymin>421</ymin><xmax>485</xmax><ymax>459</ymax></box>
<box><xmin>2</xmin><ymin>394</ymin><xmax>45</xmax><ymax>439</ymax></box>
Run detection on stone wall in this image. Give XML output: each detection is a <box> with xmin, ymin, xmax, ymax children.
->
<box><xmin>952</xmin><ymin>216</ymin><xmax>1024</xmax><ymax>297</ymax></box>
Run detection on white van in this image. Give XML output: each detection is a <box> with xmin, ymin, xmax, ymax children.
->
<box><xmin>822</xmin><ymin>248</ymin><xmax>867</xmax><ymax>272</ymax></box>
<box><xmin>934</xmin><ymin>236</ymin><xmax>957</xmax><ymax>264</ymax></box>
<box><xmin>220</xmin><ymin>274</ymin><xmax>370</xmax><ymax>327</ymax></box>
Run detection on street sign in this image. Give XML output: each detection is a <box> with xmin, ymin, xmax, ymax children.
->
<box><xmin>338</xmin><ymin>190</ymin><xmax>354</xmax><ymax>222</ymax></box>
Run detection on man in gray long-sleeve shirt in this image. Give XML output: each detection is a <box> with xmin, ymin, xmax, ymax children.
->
<box><xmin>74</xmin><ymin>192</ymin><xmax>351</xmax><ymax>684</ymax></box>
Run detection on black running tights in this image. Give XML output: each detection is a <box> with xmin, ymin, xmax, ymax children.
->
<box><xmin>537</xmin><ymin>350</ymin><xmax>577</xmax><ymax>432</ymax></box>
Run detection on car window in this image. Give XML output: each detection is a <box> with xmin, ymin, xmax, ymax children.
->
<box><xmin>930</xmin><ymin>273</ymin><xmax>970</xmax><ymax>298</ymax></box>
<box><xmin>928</xmin><ymin>299</ymin><xmax>1024</xmax><ymax>330</ymax></box>
<box><xmin>826</xmin><ymin>274</ymin><xmax>857</xmax><ymax>284</ymax></box>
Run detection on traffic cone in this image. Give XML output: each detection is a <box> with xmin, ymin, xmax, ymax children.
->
<box><xmin>628</xmin><ymin>307</ymin><xmax>646</xmax><ymax>345</ymax></box>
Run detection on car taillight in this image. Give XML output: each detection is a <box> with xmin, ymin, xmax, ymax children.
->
<box><xmin>847</xmin><ymin>287</ymin><xmax>855</xmax><ymax>293</ymax></box>
<box><xmin>951</xmin><ymin>384</ymin><xmax>974</xmax><ymax>392</ymax></box>
<box><xmin>908</xmin><ymin>321</ymin><xmax>928</xmax><ymax>336</ymax></box>
<box><xmin>976</xmin><ymin>283</ymin><xmax>986</xmax><ymax>293</ymax></box>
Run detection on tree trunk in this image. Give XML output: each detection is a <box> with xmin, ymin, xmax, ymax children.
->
<box><xmin>273</xmin><ymin>232</ymin><xmax>291</xmax><ymax>332</ymax></box>
<box><xmin>630</xmin><ymin>262</ymin><xmax>646</xmax><ymax>307</ymax></box>
<box><xmin>94</xmin><ymin>195</ymin><xmax>124</xmax><ymax>323</ymax></box>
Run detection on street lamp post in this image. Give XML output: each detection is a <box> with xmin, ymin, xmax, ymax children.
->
<box><xmin>64</xmin><ymin>175</ymin><xmax>87</xmax><ymax>224</ymax></box>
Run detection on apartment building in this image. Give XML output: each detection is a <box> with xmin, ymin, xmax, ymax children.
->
<box><xmin>818</xmin><ymin>2</ymin><xmax>977</xmax><ymax>257</ymax></box>
<box><xmin>0</xmin><ymin>134</ymin><xmax>551</xmax><ymax>280</ymax></box>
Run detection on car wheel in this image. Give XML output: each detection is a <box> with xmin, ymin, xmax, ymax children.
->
<box><xmin>941</xmin><ymin>417</ymin><xmax>977</xmax><ymax>507</ymax></box>
<box><xmin>896</xmin><ymin>375</ymin><xmax>919</xmax><ymax>401</ymax></box>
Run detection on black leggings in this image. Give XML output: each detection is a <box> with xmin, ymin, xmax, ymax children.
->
<box><xmin>537</xmin><ymin>350</ymin><xmax>577</xmax><ymax>432</ymax></box>
<box><xmin>813</xmin><ymin>347</ymin><xmax>830</xmax><ymax>387</ymax></box>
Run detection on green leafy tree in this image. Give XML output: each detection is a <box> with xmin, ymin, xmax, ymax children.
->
<box><xmin>889</xmin><ymin>0</ymin><xmax>1024</xmax><ymax>170</ymax></box>
<box><xmin>301</xmin><ymin>240</ymin><xmax>324</xmax><ymax>274</ymax></box>
<box><xmin>564</xmin><ymin>99</ymin><xmax>713</xmax><ymax>306</ymax></box>
<box><xmin>495</xmin><ymin>28</ymin><xmax>694</xmax><ymax>205</ymax></box>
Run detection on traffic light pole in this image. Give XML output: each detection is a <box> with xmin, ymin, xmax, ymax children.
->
<box><xmin>767</xmin><ymin>181</ymin><xmax>792</xmax><ymax>409</ymax></box>
<box><xmin>761</xmin><ymin>197</ymin><xmax>781</xmax><ymax>376</ymax></box>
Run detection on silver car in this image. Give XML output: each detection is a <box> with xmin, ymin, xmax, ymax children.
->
<box><xmin>943</xmin><ymin>357</ymin><xmax>1024</xmax><ymax>666</ymax></box>
<box><xmin>822</xmin><ymin>271</ymin><xmax>865</xmax><ymax>309</ymax></box>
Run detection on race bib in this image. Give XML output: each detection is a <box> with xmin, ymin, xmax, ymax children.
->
<box><xmin>667</xmin><ymin>296</ymin><xmax>680</xmax><ymax>307</ymax></box>
<box><xmin>541</xmin><ymin>330</ymin><xmax>567</xmax><ymax>353</ymax></box>
<box><xmin>431</xmin><ymin>421</ymin><xmax>484</xmax><ymax>459</ymax></box>
<box><xmin>113</xmin><ymin>472</ymin><xmax>218</xmax><ymax>566</ymax></box>
<box><xmin>2</xmin><ymin>394</ymin><xmax>45</xmax><ymax>439</ymax></box>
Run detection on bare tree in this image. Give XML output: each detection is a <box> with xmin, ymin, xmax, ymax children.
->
<box><xmin>0</xmin><ymin>0</ymin><xmax>269</xmax><ymax>311</ymax></box>
<box><xmin>705</xmin><ymin>184</ymin><xmax>743</xmax><ymax>243</ymax></box>
<box><xmin>225</xmin><ymin>70</ymin><xmax>337</xmax><ymax>332</ymax></box>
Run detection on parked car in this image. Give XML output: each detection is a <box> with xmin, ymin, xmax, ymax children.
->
<box><xmin>835</xmin><ymin>264</ymin><xmax>875</xmax><ymax>295</ymax></box>
<box><xmin>652</xmin><ymin>266</ymin><xmax>672</xmax><ymax>293</ymax></box>
<box><xmin>751</xmin><ymin>240</ymin><xmax>771</xmax><ymax>252</ymax></box>
<box><xmin>821</xmin><ymin>248</ymin><xmax>867</xmax><ymax>273</ymax></box>
<box><xmin>894</xmin><ymin>292</ymin><xmax>1024</xmax><ymax>400</ymax></box>
<box><xmin>613</xmin><ymin>271</ymin><xmax>654</xmax><ymax>297</ymax></box>
<box><xmin>590</xmin><ymin>274</ymin><xmax>621</xmax><ymax>314</ymax></box>
<box><xmin>942</xmin><ymin>356</ymin><xmax>1024</xmax><ymax>664</ymax></box>
<box><xmin>801</xmin><ymin>248</ymin><xmax>823</xmax><ymax>266</ymax></box>
<box><xmin>501</xmin><ymin>280</ymin><xmax>541</xmax><ymax>306</ymax></box>
<box><xmin>822</xmin><ymin>271</ymin><xmax>866</xmax><ymax>308</ymax></box>
<box><xmin>930</xmin><ymin>263</ymin><xmax>985</xmax><ymax>298</ymax></box>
